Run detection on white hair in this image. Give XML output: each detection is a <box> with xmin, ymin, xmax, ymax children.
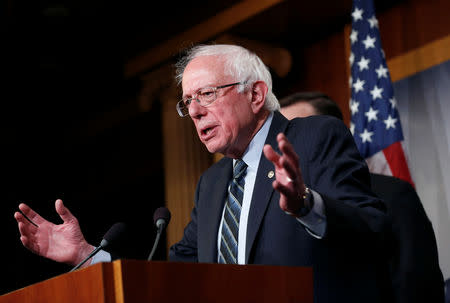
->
<box><xmin>175</xmin><ymin>44</ymin><xmax>280</xmax><ymax>112</ymax></box>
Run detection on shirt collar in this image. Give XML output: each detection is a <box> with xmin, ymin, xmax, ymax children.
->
<box><xmin>235</xmin><ymin>112</ymin><xmax>274</xmax><ymax>171</ymax></box>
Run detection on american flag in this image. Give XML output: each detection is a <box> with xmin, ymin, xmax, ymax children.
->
<box><xmin>349</xmin><ymin>0</ymin><xmax>413</xmax><ymax>185</ymax></box>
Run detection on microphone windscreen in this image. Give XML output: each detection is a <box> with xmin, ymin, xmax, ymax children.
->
<box><xmin>153</xmin><ymin>207</ymin><xmax>171</xmax><ymax>226</ymax></box>
<box><xmin>102</xmin><ymin>222</ymin><xmax>128</xmax><ymax>248</ymax></box>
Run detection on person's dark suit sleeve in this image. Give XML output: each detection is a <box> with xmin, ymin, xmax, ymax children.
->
<box><xmin>371</xmin><ymin>174</ymin><xmax>444</xmax><ymax>303</ymax></box>
<box><xmin>168</xmin><ymin>176</ymin><xmax>201</xmax><ymax>262</ymax></box>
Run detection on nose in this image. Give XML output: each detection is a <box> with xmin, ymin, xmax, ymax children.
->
<box><xmin>188</xmin><ymin>99</ymin><xmax>207</xmax><ymax>118</ymax></box>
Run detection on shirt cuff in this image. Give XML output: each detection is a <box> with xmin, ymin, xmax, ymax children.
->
<box><xmin>91</xmin><ymin>249</ymin><xmax>112</xmax><ymax>264</ymax></box>
<box><xmin>294</xmin><ymin>189</ymin><xmax>327</xmax><ymax>239</ymax></box>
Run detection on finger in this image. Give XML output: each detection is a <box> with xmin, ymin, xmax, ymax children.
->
<box><xmin>20</xmin><ymin>234</ymin><xmax>39</xmax><ymax>254</ymax></box>
<box><xmin>18</xmin><ymin>221</ymin><xmax>38</xmax><ymax>237</ymax></box>
<box><xmin>273</xmin><ymin>182</ymin><xmax>304</xmax><ymax>214</ymax></box>
<box><xmin>279</xmin><ymin>156</ymin><xmax>306</xmax><ymax>196</ymax></box>
<box><xmin>20</xmin><ymin>235</ymin><xmax>30</xmax><ymax>248</ymax></box>
<box><xmin>272</xmin><ymin>180</ymin><xmax>297</xmax><ymax>199</ymax></box>
<box><xmin>279</xmin><ymin>156</ymin><xmax>298</xmax><ymax>180</ymax></box>
<box><xmin>16</xmin><ymin>209</ymin><xmax>39</xmax><ymax>227</ymax></box>
<box><xmin>14</xmin><ymin>211</ymin><xmax>25</xmax><ymax>223</ymax></box>
<box><xmin>55</xmin><ymin>199</ymin><xmax>76</xmax><ymax>223</ymax></box>
<box><xmin>18</xmin><ymin>203</ymin><xmax>46</xmax><ymax>225</ymax></box>
<box><xmin>279</xmin><ymin>199</ymin><xmax>297</xmax><ymax>214</ymax></box>
<box><xmin>18</xmin><ymin>221</ymin><xmax>41</xmax><ymax>254</ymax></box>
<box><xmin>263</xmin><ymin>144</ymin><xmax>281</xmax><ymax>167</ymax></box>
<box><xmin>14</xmin><ymin>212</ymin><xmax>31</xmax><ymax>227</ymax></box>
<box><xmin>277</xmin><ymin>134</ymin><xmax>299</xmax><ymax>168</ymax></box>
<box><xmin>277</xmin><ymin>134</ymin><xmax>305</xmax><ymax>187</ymax></box>
<box><xmin>277</xmin><ymin>140</ymin><xmax>300</xmax><ymax>183</ymax></box>
<box><xmin>277</xmin><ymin>133</ymin><xmax>298</xmax><ymax>163</ymax></box>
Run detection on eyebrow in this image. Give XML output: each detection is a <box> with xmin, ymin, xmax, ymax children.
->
<box><xmin>182</xmin><ymin>84</ymin><xmax>215</xmax><ymax>99</ymax></box>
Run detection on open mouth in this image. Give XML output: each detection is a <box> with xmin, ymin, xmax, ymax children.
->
<box><xmin>202</xmin><ymin>127</ymin><xmax>213</xmax><ymax>135</ymax></box>
<box><xmin>200</xmin><ymin>125</ymin><xmax>217</xmax><ymax>140</ymax></box>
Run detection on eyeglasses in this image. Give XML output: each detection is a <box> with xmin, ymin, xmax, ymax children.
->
<box><xmin>176</xmin><ymin>81</ymin><xmax>247</xmax><ymax>117</ymax></box>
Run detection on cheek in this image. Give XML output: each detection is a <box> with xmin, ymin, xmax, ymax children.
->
<box><xmin>213</xmin><ymin>97</ymin><xmax>251</xmax><ymax>141</ymax></box>
<box><xmin>217</xmin><ymin>111</ymin><xmax>240</xmax><ymax>138</ymax></box>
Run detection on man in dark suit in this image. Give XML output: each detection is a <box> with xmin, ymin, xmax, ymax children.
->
<box><xmin>16</xmin><ymin>45</ymin><xmax>391</xmax><ymax>302</ymax></box>
<box><xmin>168</xmin><ymin>45</ymin><xmax>393</xmax><ymax>302</ymax></box>
<box><xmin>279</xmin><ymin>91</ymin><xmax>444</xmax><ymax>303</ymax></box>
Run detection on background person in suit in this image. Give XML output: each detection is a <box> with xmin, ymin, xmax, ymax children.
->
<box><xmin>16</xmin><ymin>45</ymin><xmax>393</xmax><ymax>302</ymax></box>
<box><xmin>279</xmin><ymin>91</ymin><xmax>445</xmax><ymax>303</ymax></box>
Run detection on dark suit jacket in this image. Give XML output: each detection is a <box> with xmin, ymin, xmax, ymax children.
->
<box><xmin>370</xmin><ymin>173</ymin><xmax>444</xmax><ymax>303</ymax></box>
<box><xmin>170</xmin><ymin>112</ymin><xmax>392</xmax><ymax>303</ymax></box>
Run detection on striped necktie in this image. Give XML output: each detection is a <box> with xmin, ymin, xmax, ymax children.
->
<box><xmin>219</xmin><ymin>159</ymin><xmax>247</xmax><ymax>264</ymax></box>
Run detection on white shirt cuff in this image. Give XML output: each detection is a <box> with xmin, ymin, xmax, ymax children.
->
<box><xmin>294</xmin><ymin>189</ymin><xmax>327</xmax><ymax>239</ymax></box>
<box><xmin>91</xmin><ymin>249</ymin><xmax>112</xmax><ymax>264</ymax></box>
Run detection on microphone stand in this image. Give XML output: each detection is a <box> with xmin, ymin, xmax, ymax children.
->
<box><xmin>147</xmin><ymin>222</ymin><xmax>165</xmax><ymax>261</ymax></box>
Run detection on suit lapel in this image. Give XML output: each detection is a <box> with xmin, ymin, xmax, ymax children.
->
<box><xmin>245</xmin><ymin>112</ymin><xmax>289</xmax><ymax>263</ymax></box>
<box><xmin>201</xmin><ymin>158</ymin><xmax>233</xmax><ymax>262</ymax></box>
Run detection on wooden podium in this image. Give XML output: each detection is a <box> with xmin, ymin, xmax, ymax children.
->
<box><xmin>0</xmin><ymin>260</ymin><xmax>313</xmax><ymax>303</ymax></box>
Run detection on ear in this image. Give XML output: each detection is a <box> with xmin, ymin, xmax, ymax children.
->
<box><xmin>250</xmin><ymin>81</ymin><xmax>268</xmax><ymax>114</ymax></box>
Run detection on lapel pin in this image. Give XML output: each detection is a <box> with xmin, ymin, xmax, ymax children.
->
<box><xmin>268</xmin><ymin>171</ymin><xmax>275</xmax><ymax>178</ymax></box>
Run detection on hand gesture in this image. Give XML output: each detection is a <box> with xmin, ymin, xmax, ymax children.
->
<box><xmin>263</xmin><ymin>133</ymin><xmax>307</xmax><ymax>216</ymax></box>
<box><xmin>14</xmin><ymin>199</ymin><xmax>94</xmax><ymax>266</ymax></box>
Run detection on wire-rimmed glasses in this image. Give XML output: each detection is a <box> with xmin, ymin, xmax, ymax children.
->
<box><xmin>176</xmin><ymin>81</ymin><xmax>247</xmax><ymax>117</ymax></box>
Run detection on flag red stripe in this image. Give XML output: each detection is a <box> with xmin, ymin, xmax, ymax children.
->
<box><xmin>382</xmin><ymin>142</ymin><xmax>414</xmax><ymax>186</ymax></box>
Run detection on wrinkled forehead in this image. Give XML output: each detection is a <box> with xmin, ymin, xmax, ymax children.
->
<box><xmin>181</xmin><ymin>55</ymin><xmax>234</xmax><ymax>96</ymax></box>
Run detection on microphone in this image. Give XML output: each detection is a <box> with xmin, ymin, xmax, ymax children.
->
<box><xmin>70</xmin><ymin>222</ymin><xmax>127</xmax><ymax>272</ymax></box>
<box><xmin>147</xmin><ymin>207</ymin><xmax>171</xmax><ymax>261</ymax></box>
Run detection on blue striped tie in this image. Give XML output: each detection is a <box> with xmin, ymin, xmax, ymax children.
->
<box><xmin>219</xmin><ymin>159</ymin><xmax>247</xmax><ymax>264</ymax></box>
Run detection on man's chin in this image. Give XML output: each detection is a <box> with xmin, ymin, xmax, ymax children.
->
<box><xmin>206</xmin><ymin>144</ymin><xmax>221</xmax><ymax>154</ymax></box>
<box><xmin>204</xmin><ymin>141</ymin><xmax>225</xmax><ymax>155</ymax></box>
